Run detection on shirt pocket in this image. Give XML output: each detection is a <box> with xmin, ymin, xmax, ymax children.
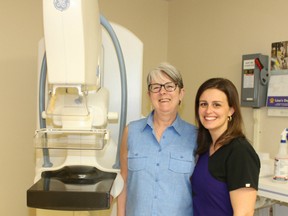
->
<box><xmin>169</xmin><ymin>152</ymin><xmax>194</xmax><ymax>174</ymax></box>
<box><xmin>128</xmin><ymin>152</ymin><xmax>147</xmax><ymax>171</ymax></box>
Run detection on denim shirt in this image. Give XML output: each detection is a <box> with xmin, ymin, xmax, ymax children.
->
<box><xmin>126</xmin><ymin>112</ymin><xmax>197</xmax><ymax>216</ymax></box>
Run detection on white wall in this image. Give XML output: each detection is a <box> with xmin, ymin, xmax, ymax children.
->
<box><xmin>168</xmin><ymin>0</ymin><xmax>288</xmax><ymax>158</ymax></box>
<box><xmin>0</xmin><ymin>1</ymin><xmax>42</xmax><ymax>216</ymax></box>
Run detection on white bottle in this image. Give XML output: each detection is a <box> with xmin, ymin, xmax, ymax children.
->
<box><xmin>273</xmin><ymin>128</ymin><xmax>288</xmax><ymax>182</ymax></box>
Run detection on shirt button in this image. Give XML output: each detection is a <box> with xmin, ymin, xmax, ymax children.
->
<box><xmin>156</xmin><ymin>163</ymin><xmax>160</xmax><ymax>166</ymax></box>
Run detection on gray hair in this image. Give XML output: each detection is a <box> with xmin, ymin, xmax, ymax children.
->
<box><xmin>146</xmin><ymin>62</ymin><xmax>184</xmax><ymax>89</ymax></box>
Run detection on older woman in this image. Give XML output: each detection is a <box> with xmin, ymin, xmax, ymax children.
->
<box><xmin>117</xmin><ymin>62</ymin><xmax>197</xmax><ymax>216</ymax></box>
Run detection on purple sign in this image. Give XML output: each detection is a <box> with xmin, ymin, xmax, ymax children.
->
<box><xmin>267</xmin><ymin>96</ymin><xmax>288</xmax><ymax>107</ymax></box>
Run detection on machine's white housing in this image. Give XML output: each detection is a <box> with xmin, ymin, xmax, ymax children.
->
<box><xmin>43</xmin><ymin>0</ymin><xmax>101</xmax><ymax>87</ymax></box>
<box><xmin>33</xmin><ymin>0</ymin><xmax>143</xmax><ymax>215</ymax></box>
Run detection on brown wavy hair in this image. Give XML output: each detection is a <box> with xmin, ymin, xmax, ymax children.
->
<box><xmin>194</xmin><ymin>78</ymin><xmax>245</xmax><ymax>155</ymax></box>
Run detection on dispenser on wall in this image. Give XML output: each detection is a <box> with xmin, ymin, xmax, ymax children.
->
<box><xmin>241</xmin><ymin>53</ymin><xmax>270</xmax><ymax>108</ymax></box>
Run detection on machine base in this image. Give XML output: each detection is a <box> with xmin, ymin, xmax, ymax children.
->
<box><xmin>27</xmin><ymin>165</ymin><xmax>117</xmax><ymax>211</ymax></box>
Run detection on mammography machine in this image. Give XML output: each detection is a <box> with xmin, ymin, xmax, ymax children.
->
<box><xmin>27</xmin><ymin>0</ymin><xmax>143</xmax><ymax>215</ymax></box>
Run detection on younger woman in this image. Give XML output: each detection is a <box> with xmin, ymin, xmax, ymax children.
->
<box><xmin>191</xmin><ymin>78</ymin><xmax>260</xmax><ymax>216</ymax></box>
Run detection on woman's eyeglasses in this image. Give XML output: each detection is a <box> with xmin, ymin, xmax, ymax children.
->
<box><xmin>148</xmin><ymin>82</ymin><xmax>177</xmax><ymax>93</ymax></box>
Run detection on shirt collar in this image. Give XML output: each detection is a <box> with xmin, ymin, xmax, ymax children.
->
<box><xmin>142</xmin><ymin>110</ymin><xmax>182</xmax><ymax>135</ymax></box>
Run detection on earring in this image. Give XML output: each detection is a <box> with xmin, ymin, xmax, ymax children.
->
<box><xmin>228</xmin><ymin>115</ymin><xmax>232</xmax><ymax>122</ymax></box>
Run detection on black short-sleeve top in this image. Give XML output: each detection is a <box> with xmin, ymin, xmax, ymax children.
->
<box><xmin>209</xmin><ymin>137</ymin><xmax>261</xmax><ymax>191</ymax></box>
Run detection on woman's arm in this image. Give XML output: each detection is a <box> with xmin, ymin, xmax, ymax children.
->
<box><xmin>117</xmin><ymin>126</ymin><xmax>129</xmax><ymax>216</ymax></box>
<box><xmin>230</xmin><ymin>187</ymin><xmax>257</xmax><ymax>216</ymax></box>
